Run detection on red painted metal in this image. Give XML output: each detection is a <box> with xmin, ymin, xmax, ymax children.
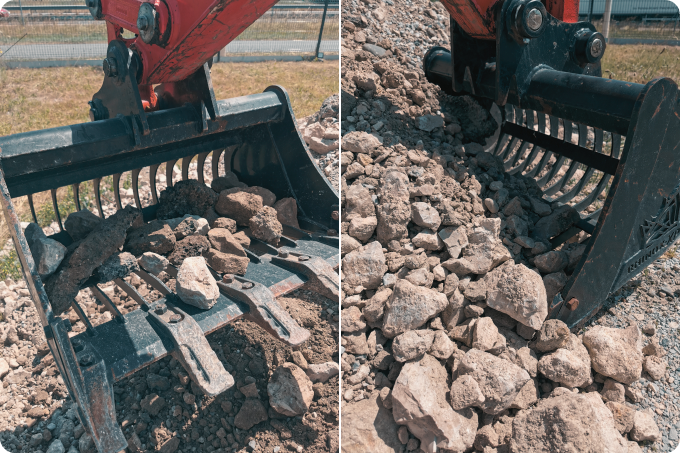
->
<box><xmin>98</xmin><ymin>0</ymin><xmax>280</xmax><ymax>86</ymax></box>
<box><xmin>440</xmin><ymin>0</ymin><xmax>580</xmax><ymax>40</ymax></box>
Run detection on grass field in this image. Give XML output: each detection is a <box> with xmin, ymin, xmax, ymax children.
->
<box><xmin>0</xmin><ymin>60</ymin><xmax>338</xmax><ymax>279</ymax></box>
<box><xmin>601</xmin><ymin>44</ymin><xmax>680</xmax><ymax>84</ymax></box>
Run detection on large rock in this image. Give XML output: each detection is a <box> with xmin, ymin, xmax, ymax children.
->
<box><xmin>392</xmin><ymin>354</ymin><xmax>477</xmax><ymax>452</ymax></box>
<box><xmin>204</xmin><ymin>249</ymin><xmax>249</xmax><ymax>275</ymax></box>
<box><xmin>379</xmin><ymin>170</ymin><xmax>410</xmax><ymax>203</ymax></box>
<box><xmin>172</xmin><ymin>216</ymin><xmax>209</xmax><ymax>240</ymax></box>
<box><xmin>438</xmin><ymin>226</ymin><xmax>468</xmax><ymax>259</ymax></box>
<box><xmin>138</xmin><ymin>252</ymin><xmax>169</xmax><ymax>275</ymax></box>
<box><xmin>168</xmin><ymin>235</ymin><xmax>210</xmax><ymax>265</ymax></box>
<box><xmin>249</xmin><ymin>206</ymin><xmax>282</xmax><ymax>246</ymax></box>
<box><xmin>343</xmin><ymin>131</ymin><xmax>382</xmax><ymax>155</ymax></box>
<box><xmin>45</xmin><ymin>206</ymin><xmax>142</xmax><ymax>315</ymax></box>
<box><xmin>533</xmin><ymin>319</ymin><xmax>570</xmax><ymax>352</ymax></box>
<box><xmin>64</xmin><ymin>209</ymin><xmax>102</xmax><ymax>241</ymax></box>
<box><xmin>481</xmin><ymin>261</ymin><xmax>548</xmax><ymax>329</ymax></box>
<box><xmin>27</xmin><ymin>230</ymin><xmax>67</xmax><ymax>279</ymax></box>
<box><xmin>210</xmin><ymin>172</ymin><xmax>244</xmax><ymax>193</ymax></box>
<box><xmin>582</xmin><ymin>325</ymin><xmax>643</xmax><ymax>384</ymax></box>
<box><xmin>537</xmin><ymin>334</ymin><xmax>592</xmax><ymax>388</ymax></box>
<box><xmin>381</xmin><ymin>280</ymin><xmax>448</xmax><ymax>338</ymax></box>
<box><xmin>376</xmin><ymin>201</ymin><xmax>411</xmax><ymax>244</ymax></box>
<box><xmin>392</xmin><ymin>330</ymin><xmax>435</xmax><ymax>362</ymax></box>
<box><xmin>411</xmin><ymin>202</ymin><xmax>441</xmax><ymax>230</ymax></box>
<box><xmin>156</xmin><ymin>180</ymin><xmax>218</xmax><ymax>220</ymax></box>
<box><xmin>124</xmin><ymin>220</ymin><xmax>176</xmax><ymax>256</ymax></box>
<box><xmin>234</xmin><ymin>399</ymin><xmax>268</xmax><ymax>430</ymax></box>
<box><xmin>629</xmin><ymin>410</ymin><xmax>661</xmax><ymax>442</ymax></box>
<box><xmin>341</xmin><ymin>393</ymin><xmax>402</xmax><ymax>453</ymax></box>
<box><xmin>273</xmin><ymin>197</ymin><xmax>299</xmax><ymax>229</ymax></box>
<box><xmin>534</xmin><ymin>251</ymin><xmax>569</xmax><ymax>274</ymax></box>
<box><xmin>457</xmin><ymin>349</ymin><xmax>531</xmax><ymax>414</ymax></box>
<box><xmin>305</xmin><ymin>362</ymin><xmax>339</xmax><ymax>383</ymax></box>
<box><xmin>348</xmin><ymin>216</ymin><xmax>378</xmax><ymax>242</ymax></box>
<box><xmin>207</xmin><ymin>228</ymin><xmax>246</xmax><ymax>256</ymax></box>
<box><xmin>344</xmin><ymin>184</ymin><xmax>376</xmax><ymax>220</ymax></box>
<box><xmin>175</xmin><ymin>256</ymin><xmax>219</xmax><ymax>309</ymax></box>
<box><xmin>449</xmin><ymin>375</ymin><xmax>485</xmax><ymax>411</ymax></box>
<box><xmin>442</xmin><ymin>219</ymin><xmax>511</xmax><ymax>276</ymax></box>
<box><xmin>531</xmin><ymin>205</ymin><xmax>580</xmax><ymax>243</ymax></box>
<box><xmin>215</xmin><ymin>191</ymin><xmax>263</xmax><ymax>226</ymax></box>
<box><xmin>341</xmin><ymin>241</ymin><xmax>387</xmax><ymax>293</ymax></box>
<box><xmin>510</xmin><ymin>391</ymin><xmax>629</xmax><ymax>452</ymax></box>
<box><xmin>268</xmin><ymin>363</ymin><xmax>314</xmax><ymax>416</ymax></box>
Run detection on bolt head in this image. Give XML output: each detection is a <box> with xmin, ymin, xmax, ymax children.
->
<box><xmin>169</xmin><ymin>314</ymin><xmax>181</xmax><ymax>323</ymax></box>
<box><xmin>279</xmin><ymin>251</ymin><xmax>290</xmax><ymax>258</ymax></box>
<box><xmin>242</xmin><ymin>282</ymin><xmax>255</xmax><ymax>290</ymax></box>
<box><xmin>298</xmin><ymin>255</ymin><xmax>310</xmax><ymax>262</ymax></box>
<box><xmin>102</xmin><ymin>57</ymin><xmax>117</xmax><ymax>77</ymax></box>
<box><xmin>155</xmin><ymin>304</ymin><xmax>167</xmax><ymax>315</ymax></box>
<box><xmin>589</xmin><ymin>38</ymin><xmax>604</xmax><ymax>58</ymax></box>
<box><xmin>222</xmin><ymin>274</ymin><xmax>235</xmax><ymax>283</ymax></box>
<box><xmin>79</xmin><ymin>353</ymin><xmax>94</xmax><ymax>367</ymax></box>
<box><xmin>331</xmin><ymin>211</ymin><xmax>339</xmax><ymax>220</ymax></box>
<box><xmin>566</xmin><ymin>298</ymin><xmax>579</xmax><ymax>311</ymax></box>
<box><xmin>526</xmin><ymin>8</ymin><xmax>543</xmax><ymax>31</ymax></box>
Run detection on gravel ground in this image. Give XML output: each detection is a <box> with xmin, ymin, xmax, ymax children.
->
<box><xmin>0</xmin><ymin>96</ymin><xmax>340</xmax><ymax>453</ymax></box>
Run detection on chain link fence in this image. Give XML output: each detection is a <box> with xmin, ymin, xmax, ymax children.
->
<box><xmin>579</xmin><ymin>0</ymin><xmax>680</xmax><ymax>44</ymax></box>
<box><xmin>0</xmin><ymin>1</ymin><xmax>338</xmax><ymax>63</ymax></box>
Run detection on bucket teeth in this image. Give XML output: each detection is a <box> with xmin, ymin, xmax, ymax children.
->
<box><xmin>271</xmin><ymin>252</ymin><xmax>339</xmax><ymax>301</ymax></box>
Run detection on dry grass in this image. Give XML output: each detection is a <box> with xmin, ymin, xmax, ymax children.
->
<box><xmin>601</xmin><ymin>44</ymin><xmax>680</xmax><ymax>85</ymax></box>
<box><xmin>0</xmin><ymin>60</ymin><xmax>338</xmax><ymax>275</ymax></box>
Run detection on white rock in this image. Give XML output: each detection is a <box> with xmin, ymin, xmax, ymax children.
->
<box><xmin>175</xmin><ymin>256</ymin><xmax>219</xmax><ymax>309</ymax></box>
<box><xmin>138</xmin><ymin>252</ymin><xmax>169</xmax><ymax>275</ymax></box>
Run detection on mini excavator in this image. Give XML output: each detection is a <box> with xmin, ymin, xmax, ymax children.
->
<box><xmin>423</xmin><ymin>0</ymin><xmax>680</xmax><ymax>330</ymax></box>
<box><xmin>0</xmin><ymin>1</ymin><xmax>338</xmax><ymax>452</ymax></box>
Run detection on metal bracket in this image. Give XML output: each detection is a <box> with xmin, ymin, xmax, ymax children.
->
<box><xmin>147</xmin><ymin>297</ymin><xmax>234</xmax><ymax>396</ymax></box>
<box><xmin>217</xmin><ymin>276</ymin><xmax>310</xmax><ymax>346</ymax></box>
<box><xmin>271</xmin><ymin>252</ymin><xmax>339</xmax><ymax>301</ymax></box>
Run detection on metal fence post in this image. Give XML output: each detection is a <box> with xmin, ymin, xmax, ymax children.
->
<box><xmin>314</xmin><ymin>0</ymin><xmax>329</xmax><ymax>59</ymax></box>
<box><xmin>18</xmin><ymin>0</ymin><xmax>24</xmax><ymax>26</ymax></box>
<box><xmin>602</xmin><ymin>0</ymin><xmax>613</xmax><ymax>39</ymax></box>
<box><xmin>587</xmin><ymin>0</ymin><xmax>594</xmax><ymax>24</ymax></box>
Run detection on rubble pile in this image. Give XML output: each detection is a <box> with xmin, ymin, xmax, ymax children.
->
<box><xmin>339</xmin><ymin>0</ymin><xmax>667</xmax><ymax>451</ymax></box>
<box><xmin>298</xmin><ymin>94</ymin><xmax>341</xmax><ymax>189</ymax></box>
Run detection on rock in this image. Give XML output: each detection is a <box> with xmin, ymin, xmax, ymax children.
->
<box><xmin>29</xmin><ymin>235</ymin><xmax>67</xmax><ymax>279</ymax></box>
<box><xmin>379</xmin><ymin>169</ymin><xmax>410</xmax><ymax>203</ymax></box>
<box><xmin>537</xmin><ymin>334</ymin><xmax>592</xmax><ymax>388</ymax></box>
<box><xmin>530</xmin><ymin>198</ymin><xmax>552</xmax><ymax>217</ymax></box>
<box><xmin>0</xmin><ymin>358</ymin><xmax>8</xmax><ymax>379</ymax></box>
<box><xmin>533</xmin><ymin>319</ymin><xmax>570</xmax><ymax>352</ymax></box>
<box><xmin>341</xmin><ymin>306</ymin><xmax>365</xmax><ymax>333</ymax></box>
<box><xmin>629</xmin><ymin>410</ymin><xmax>661</xmax><ymax>442</ymax></box>
<box><xmin>173</xmin><ymin>216</ymin><xmax>209</xmax><ymax>240</ymax></box>
<box><xmin>411</xmin><ymin>202</ymin><xmax>441</xmax><ymax>230</ymax></box>
<box><xmin>381</xmin><ymin>280</ymin><xmax>448</xmax><ymax>338</ymax></box>
<box><xmin>156</xmin><ymin>180</ymin><xmax>218</xmax><ymax>220</ymax></box>
<box><xmin>411</xmin><ymin>230</ymin><xmax>443</xmax><ymax>251</ymax></box>
<box><xmin>268</xmin><ymin>363</ymin><xmax>314</xmax><ymax>416</ymax></box>
<box><xmin>442</xmin><ymin>220</ymin><xmax>511</xmax><ymax>276</ymax></box>
<box><xmin>341</xmin><ymin>393</ymin><xmax>402</xmax><ymax>453</ymax></box>
<box><xmin>531</xmin><ymin>204</ymin><xmax>580</xmax><ymax>243</ymax></box>
<box><xmin>601</xmin><ymin>379</ymin><xmax>625</xmax><ymax>403</ymax></box>
<box><xmin>345</xmin><ymin>184</ymin><xmax>376</xmax><ymax>219</ymax></box>
<box><xmin>342</xmin><ymin>241</ymin><xmax>387</xmax><ymax>293</ymax></box>
<box><xmin>210</xmin><ymin>172</ymin><xmax>244</xmax><ymax>193</ymax></box>
<box><xmin>191</xmin><ymin>242</ymin><xmax>235</xmax><ymax>274</ymax></box>
<box><xmin>582</xmin><ymin>325</ymin><xmax>643</xmax><ymax>385</ymax></box>
<box><xmin>376</xmin><ymin>201</ymin><xmax>411</xmax><ymax>244</ymax></box>
<box><xmin>605</xmin><ymin>401</ymin><xmax>635</xmax><ymax>434</ymax></box>
<box><xmin>510</xmin><ymin>391</ymin><xmax>628</xmax><ymax>452</ymax></box>
<box><xmin>305</xmin><ymin>362</ymin><xmax>340</xmax><ymax>383</ymax></box>
<box><xmin>363</xmin><ymin>43</ymin><xmax>386</xmax><ymax>57</ymax></box>
<box><xmin>509</xmin><ymin>379</ymin><xmax>540</xmax><ymax>410</ymax></box>
<box><xmin>165</xmin><ymin>214</ymin><xmax>201</xmax><ymax>230</ymax></box>
<box><xmin>140</xmin><ymin>393</ymin><xmax>166</xmax><ymax>416</ymax></box>
<box><xmin>249</xmin><ymin>206</ymin><xmax>282</xmax><ymax>246</ymax></box>
<box><xmin>449</xmin><ymin>375</ymin><xmax>485</xmax><ymax>411</ymax></box>
<box><xmin>430</xmin><ymin>330</ymin><xmax>455</xmax><ymax>359</ymax></box>
<box><xmin>514</xmin><ymin>347</ymin><xmax>538</xmax><ymax>378</ymax></box>
<box><xmin>147</xmin><ymin>373</ymin><xmax>171</xmax><ymax>390</ymax></box>
<box><xmin>439</xmin><ymin>227</ymin><xmax>468</xmax><ymax>259</ymax></box>
<box><xmin>472</xmin><ymin>317</ymin><xmax>499</xmax><ymax>352</ymax></box>
<box><xmin>213</xmin><ymin>217</ymin><xmax>237</xmax><ymax>233</ymax></box>
<box><xmin>234</xmin><ymin>399</ymin><xmax>268</xmax><ymax>430</ymax></box>
<box><xmin>124</xmin><ymin>220</ymin><xmax>176</xmax><ymax>256</ymax></box>
<box><xmin>175</xmin><ymin>256</ymin><xmax>219</xmax><ymax>309</ymax></box>
<box><xmin>349</xmin><ymin>217</ymin><xmax>378</xmax><ymax>242</ymax></box>
<box><xmin>534</xmin><ymin>251</ymin><xmax>569</xmax><ymax>274</ymax></box>
<box><xmin>45</xmin><ymin>205</ymin><xmax>142</xmax><ymax>315</ymax></box>
<box><xmin>273</xmin><ymin>197</ymin><xmax>299</xmax><ymax>229</ymax></box>
<box><xmin>46</xmin><ymin>439</ymin><xmax>66</xmax><ymax>453</ymax></box>
<box><xmin>207</xmin><ymin>228</ymin><xmax>246</xmax><ymax>256</ymax></box>
<box><xmin>458</xmin><ymin>349</ymin><xmax>531</xmax><ymax>414</ymax></box>
<box><xmin>64</xmin><ymin>210</ymin><xmax>102</xmax><ymax>242</ymax></box>
<box><xmin>215</xmin><ymin>190</ymin><xmax>263</xmax><ymax>226</ymax></box>
<box><xmin>643</xmin><ymin>355</ymin><xmax>666</xmax><ymax>381</ymax></box>
<box><xmin>416</xmin><ymin>115</ymin><xmax>444</xmax><ymax>132</ymax></box>
<box><xmin>483</xmin><ymin>261</ymin><xmax>548</xmax><ymax>329</ymax></box>
<box><xmin>97</xmin><ymin>252</ymin><xmax>138</xmax><ymax>282</ymax></box>
<box><xmin>343</xmin><ymin>131</ymin><xmax>382</xmax><ymax>155</ymax></box>
<box><xmin>392</xmin><ymin>330</ymin><xmax>435</xmax><ymax>362</ymax></box>
<box><xmin>78</xmin><ymin>433</ymin><xmax>95</xmax><ymax>453</ymax></box>
<box><xmin>167</xmin><ymin>235</ymin><xmax>210</xmax><ymax>265</ymax></box>
<box><xmin>542</xmin><ymin>272</ymin><xmax>567</xmax><ymax>305</ymax></box>
<box><xmin>392</xmin><ymin>354</ymin><xmax>477</xmax><ymax>452</ymax></box>
<box><xmin>138</xmin><ymin>252</ymin><xmax>169</xmax><ymax>274</ymax></box>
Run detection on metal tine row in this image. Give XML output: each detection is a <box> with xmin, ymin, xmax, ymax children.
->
<box><xmin>29</xmin><ymin>148</ymin><xmax>236</xmax><ymax>232</ymax></box>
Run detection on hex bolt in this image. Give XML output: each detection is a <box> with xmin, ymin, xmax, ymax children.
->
<box><xmin>589</xmin><ymin>38</ymin><xmax>604</xmax><ymax>59</ymax></box>
<box><xmin>102</xmin><ymin>57</ymin><xmax>117</xmax><ymax>78</ymax></box>
<box><xmin>331</xmin><ymin>211</ymin><xmax>339</xmax><ymax>220</ymax></box>
<box><xmin>169</xmin><ymin>314</ymin><xmax>182</xmax><ymax>323</ymax></box>
<box><xmin>298</xmin><ymin>255</ymin><xmax>310</xmax><ymax>262</ymax></box>
<box><xmin>566</xmin><ymin>298</ymin><xmax>579</xmax><ymax>311</ymax></box>
<box><xmin>242</xmin><ymin>282</ymin><xmax>255</xmax><ymax>290</ymax></box>
<box><xmin>79</xmin><ymin>353</ymin><xmax>95</xmax><ymax>367</ymax></box>
<box><xmin>525</xmin><ymin>8</ymin><xmax>543</xmax><ymax>31</ymax></box>
<box><xmin>155</xmin><ymin>304</ymin><xmax>167</xmax><ymax>315</ymax></box>
<box><xmin>222</xmin><ymin>274</ymin><xmax>235</xmax><ymax>283</ymax></box>
<box><xmin>71</xmin><ymin>338</ymin><xmax>85</xmax><ymax>353</ymax></box>
<box><xmin>279</xmin><ymin>251</ymin><xmax>290</xmax><ymax>258</ymax></box>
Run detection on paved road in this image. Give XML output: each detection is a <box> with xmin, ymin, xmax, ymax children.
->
<box><xmin>0</xmin><ymin>40</ymin><xmax>338</xmax><ymax>60</ymax></box>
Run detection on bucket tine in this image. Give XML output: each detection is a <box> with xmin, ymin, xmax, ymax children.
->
<box><xmin>509</xmin><ymin>112</ymin><xmax>547</xmax><ymax>175</ymax></box>
<box><xmin>506</xmin><ymin>110</ymin><xmax>535</xmax><ymax>170</ymax></box>
<box><xmin>525</xmin><ymin>115</ymin><xmax>561</xmax><ymax>178</ymax></box>
<box><xmin>93</xmin><ymin>178</ymin><xmax>105</xmax><ymax>218</ymax></box>
<box><xmin>196</xmin><ymin>152</ymin><xmax>210</xmax><ymax>184</ymax></box>
<box><xmin>112</xmin><ymin>173</ymin><xmax>123</xmax><ymax>210</ymax></box>
<box><xmin>90</xmin><ymin>285</ymin><xmax>125</xmax><ymax>324</ymax></box>
<box><xmin>131</xmin><ymin>168</ymin><xmax>142</xmax><ymax>209</ymax></box>
<box><xmin>537</xmin><ymin>120</ymin><xmax>573</xmax><ymax>187</ymax></box>
<box><xmin>149</xmin><ymin>164</ymin><xmax>160</xmax><ymax>204</ymax></box>
<box><xmin>72</xmin><ymin>183</ymin><xmax>82</xmax><ymax>212</ymax></box>
<box><xmin>554</xmin><ymin>129</ymin><xmax>604</xmax><ymax>206</ymax></box>
<box><xmin>50</xmin><ymin>188</ymin><xmax>64</xmax><ymax>232</ymax></box>
<box><xmin>181</xmin><ymin>156</ymin><xmax>192</xmax><ymax>181</ymax></box>
<box><xmin>70</xmin><ymin>300</ymin><xmax>96</xmax><ymax>336</ymax></box>
<box><xmin>212</xmin><ymin>149</ymin><xmax>223</xmax><ymax>180</ymax></box>
<box><xmin>166</xmin><ymin>160</ymin><xmax>178</xmax><ymax>188</ymax></box>
<box><xmin>27</xmin><ymin>193</ymin><xmax>37</xmax><ymax>223</ymax></box>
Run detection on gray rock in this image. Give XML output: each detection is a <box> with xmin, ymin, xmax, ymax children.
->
<box><xmin>381</xmin><ymin>279</ymin><xmax>448</xmax><ymax>338</ymax></box>
<box><xmin>175</xmin><ymin>256</ymin><xmax>219</xmax><ymax>309</ymax></box>
<box><xmin>64</xmin><ymin>209</ymin><xmax>102</xmax><ymax>242</ymax></box>
<box><xmin>97</xmin><ymin>252</ymin><xmax>139</xmax><ymax>283</ymax></box>
<box><xmin>268</xmin><ymin>363</ymin><xmax>314</xmax><ymax>416</ymax></box>
<box><xmin>46</xmin><ymin>439</ymin><xmax>66</xmax><ymax>453</ymax></box>
<box><xmin>29</xmin><ymin>236</ymin><xmax>67</xmax><ymax>279</ymax></box>
<box><xmin>531</xmin><ymin>205</ymin><xmax>580</xmax><ymax>242</ymax></box>
<box><xmin>138</xmin><ymin>252</ymin><xmax>169</xmax><ymax>275</ymax></box>
<box><xmin>534</xmin><ymin>251</ymin><xmax>569</xmax><ymax>274</ymax></box>
<box><xmin>416</xmin><ymin>115</ymin><xmax>445</xmax><ymax>132</ymax></box>
<box><xmin>362</xmin><ymin>43</ymin><xmax>386</xmax><ymax>57</ymax></box>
